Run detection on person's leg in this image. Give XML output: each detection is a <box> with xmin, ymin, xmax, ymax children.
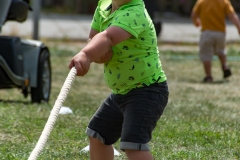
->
<box><xmin>119</xmin><ymin>82</ymin><xmax>169</xmax><ymax>160</ymax></box>
<box><xmin>215</xmin><ymin>32</ymin><xmax>231</xmax><ymax>78</ymax></box>
<box><xmin>203</xmin><ymin>60</ymin><xmax>212</xmax><ymax>77</ymax></box>
<box><xmin>199</xmin><ymin>31</ymin><xmax>214</xmax><ymax>82</ymax></box>
<box><xmin>89</xmin><ymin>137</ymin><xmax>114</xmax><ymax>160</ymax></box>
<box><xmin>86</xmin><ymin>93</ymin><xmax>123</xmax><ymax>160</ymax></box>
<box><xmin>218</xmin><ymin>54</ymin><xmax>231</xmax><ymax>78</ymax></box>
<box><xmin>218</xmin><ymin>54</ymin><xmax>227</xmax><ymax>68</ymax></box>
<box><xmin>203</xmin><ymin>60</ymin><xmax>213</xmax><ymax>82</ymax></box>
<box><xmin>202</xmin><ymin>60</ymin><xmax>213</xmax><ymax>82</ymax></box>
<box><xmin>125</xmin><ymin>150</ymin><xmax>154</xmax><ymax>160</ymax></box>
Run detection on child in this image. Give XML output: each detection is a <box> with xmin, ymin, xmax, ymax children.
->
<box><xmin>69</xmin><ymin>0</ymin><xmax>169</xmax><ymax>159</ymax></box>
<box><xmin>191</xmin><ymin>0</ymin><xmax>240</xmax><ymax>82</ymax></box>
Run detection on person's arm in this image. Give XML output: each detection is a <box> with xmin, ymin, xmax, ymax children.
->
<box><xmin>88</xmin><ymin>28</ymin><xmax>113</xmax><ymax>64</ymax></box>
<box><xmin>88</xmin><ymin>28</ymin><xmax>99</xmax><ymax>42</ymax></box>
<box><xmin>227</xmin><ymin>13</ymin><xmax>240</xmax><ymax>34</ymax></box>
<box><xmin>191</xmin><ymin>11</ymin><xmax>201</xmax><ymax>27</ymax></box>
<box><xmin>69</xmin><ymin>26</ymin><xmax>131</xmax><ymax>76</ymax></box>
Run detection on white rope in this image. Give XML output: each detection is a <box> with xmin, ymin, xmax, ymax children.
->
<box><xmin>28</xmin><ymin>67</ymin><xmax>77</xmax><ymax>160</ymax></box>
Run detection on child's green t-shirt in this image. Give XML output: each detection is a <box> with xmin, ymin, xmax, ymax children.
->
<box><xmin>91</xmin><ymin>0</ymin><xmax>167</xmax><ymax>94</ymax></box>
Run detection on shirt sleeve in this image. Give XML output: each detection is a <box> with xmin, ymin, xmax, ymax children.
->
<box><xmin>224</xmin><ymin>0</ymin><xmax>235</xmax><ymax>15</ymax></box>
<box><xmin>110</xmin><ymin>8</ymin><xmax>147</xmax><ymax>39</ymax></box>
<box><xmin>91</xmin><ymin>7</ymin><xmax>101</xmax><ymax>32</ymax></box>
<box><xmin>192</xmin><ymin>0</ymin><xmax>201</xmax><ymax>15</ymax></box>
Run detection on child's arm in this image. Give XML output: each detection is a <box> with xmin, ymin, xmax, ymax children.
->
<box><xmin>88</xmin><ymin>28</ymin><xmax>99</xmax><ymax>42</ymax></box>
<box><xmin>227</xmin><ymin>13</ymin><xmax>240</xmax><ymax>34</ymax></box>
<box><xmin>69</xmin><ymin>26</ymin><xmax>131</xmax><ymax>76</ymax></box>
<box><xmin>191</xmin><ymin>11</ymin><xmax>201</xmax><ymax>27</ymax></box>
<box><xmin>88</xmin><ymin>28</ymin><xmax>113</xmax><ymax>64</ymax></box>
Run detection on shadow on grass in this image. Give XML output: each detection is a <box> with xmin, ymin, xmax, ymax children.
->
<box><xmin>182</xmin><ymin>78</ymin><xmax>230</xmax><ymax>84</ymax></box>
<box><xmin>0</xmin><ymin>99</ymin><xmax>31</xmax><ymax>105</ymax></box>
<box><xmin>211</xmin><ymin>79</ymin><xmax>230</xmax><ymax>84</ymax></box>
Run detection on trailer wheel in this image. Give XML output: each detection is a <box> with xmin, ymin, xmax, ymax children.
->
<box><xmin>31</xmin><ymin>49</ymin><xmax>51</xmax><ymax>103</ymax></box>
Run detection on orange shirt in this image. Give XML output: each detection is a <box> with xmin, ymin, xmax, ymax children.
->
<box><xmin>193</xmin><ymin>0</ymin><xmax>235</xmax><ymax>32</ymax></box>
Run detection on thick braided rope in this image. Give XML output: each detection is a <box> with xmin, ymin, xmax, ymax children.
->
<box><xmin>28</xmin><ymin>67</ymin><xmax>77</xmax><ymax>160</ymax></box>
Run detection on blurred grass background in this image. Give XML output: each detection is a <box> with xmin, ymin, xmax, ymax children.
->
<box><xmin>0</xmin><ymin>42</ymin><xmax>239</xmax><ymax>159</ymax></box>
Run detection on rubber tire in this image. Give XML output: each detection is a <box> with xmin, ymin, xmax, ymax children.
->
<box><xmin>31</xmin><ymin>49</ymin><xmax>51</xmax><ymax>103</ymax></box>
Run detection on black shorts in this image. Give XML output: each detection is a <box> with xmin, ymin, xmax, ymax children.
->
<box><xmin>86</xmin><ymin>81</ymin><xmax>169</xmax><ymax>151</ymax></box>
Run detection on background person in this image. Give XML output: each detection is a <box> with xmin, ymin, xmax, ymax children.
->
<box><xmin>191</xmin><ymin>0</ymin><xmax>240</xmax><ymax>82</ymax></box>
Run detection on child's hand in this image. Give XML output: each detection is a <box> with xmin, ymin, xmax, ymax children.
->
<box><xmin>94</xmin><ymin>48</ymin><xmax>113</xmax><ymax>64</ymax></box>
<box><xmin>195</xmin><ymin>19</ymin><xmax>201</xmax><ymax>27</ymax></box>
<box><xmin>69</xmin><ymin>52</ymin><xmax>91</xmax><ymax>76</ymax></box>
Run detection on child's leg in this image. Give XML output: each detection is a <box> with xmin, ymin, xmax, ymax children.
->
<box><xmin>119</xmin><ymin>82</ymin><xmax>168</xmax><ymax>160</ymax></box>
<box><xmin>215</xmin><ymin>32</ymin><xmax>231</xmax><ymax>78</ymax></box>
<box><xmin>86</xmin><ymin>93</ymin><xmax>123</xmax><ymax>160</ymax></box>
<box><xmin>203</xmin><ymin>60</ymin><xmax>212</xmax><ymax>77</ymax></box>
<box><xmin>199</xmin><ymin>31</ymin><xmax>214</xmax><ymax>81</ymax></box>
<box><xmin>218</xmin><ymin>54</ymin><xmax>232</xmax><ymax>78</ymax></box>
<box><xmin>89</xmin><ymin>136</ymin><xmax>114</xmax><ymax>160</ymax></box>
<box><xmin>125</xmin><ymin>149</ymin><xmax>154</xmax><ymax>160</ymax></box>
<box><xmin>218</xmin><ymin>54</ymin><xmax>228</xmax><ymax>69</ymax></box>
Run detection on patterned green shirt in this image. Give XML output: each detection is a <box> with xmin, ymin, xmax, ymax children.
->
<box><xmin>91</xmin><ymin>0</ymin><xmax>167</xmax><ymax>94</ymax></box>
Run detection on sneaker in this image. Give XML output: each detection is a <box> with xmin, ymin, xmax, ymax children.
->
<box><xmin>202</xmin><ymin>76</ymin><xmax>213</xmax><ymax>83</ymax></box>
<box><xmin>223</xmin><ymin>68</ymin><xmax>232</xmax><ymax>78</ymax></box>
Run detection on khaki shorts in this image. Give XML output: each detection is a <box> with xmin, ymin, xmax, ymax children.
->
<box><xmin>199</xmin><ymin>30</ymin><xmax>226</xmax><ymax>62</ymax></box>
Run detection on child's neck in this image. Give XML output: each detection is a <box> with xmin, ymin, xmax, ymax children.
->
<box><xmin>111</xmin><ymin>0</ymin><xmax>131</xmax><ymax>13</ymax></box>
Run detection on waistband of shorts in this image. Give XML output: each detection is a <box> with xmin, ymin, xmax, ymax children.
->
<box><xmin>148</xmin><ymin>80</ymin><xmax>167</xmax><ymax>87</ymax></box>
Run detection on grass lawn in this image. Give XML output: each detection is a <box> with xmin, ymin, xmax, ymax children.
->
<box><xmin>0</xmin><ymin>42</ymin><xmax>239</xmax><ymax>160</ymax></box>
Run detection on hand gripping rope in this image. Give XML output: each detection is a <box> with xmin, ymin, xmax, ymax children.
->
<box><xmin>28</xmin><ymin>67</ymin><xmax>77</xmax><ymax>160</ymax></box>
